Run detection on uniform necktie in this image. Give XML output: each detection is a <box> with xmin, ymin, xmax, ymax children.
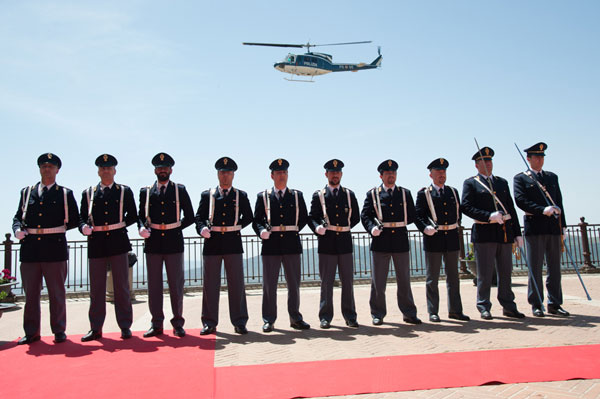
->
<box><xmin>333</xmin><ymin>188</ymin><xmax>338</xmax><ymax>197</ymax></box>
<box><xmin>278</xmin><ymin>190</ymin><xmax>283</xmax><ymax>200</ymax></box>
<box><xmin>103</xmin><ymin>186</ymin><xmax>109</xmax><ymax>197</ymax></box>
<box><xmin>387</xmin><ymin>188</ymin><xmax>393</xmax><ymax>196</ymax></box>
<box><xmin>41</xmin><ymin>186</ymin><xmax>48</xmax><ymax>200</ymax></box>
<box><xmin>439</xmin><ymin>187</ymin><xmax>444</xmax><ymax>196</ymax></box>
<box><xmin>160</xmin><ymin>185</ymin><xmax>166</xmax><ymax>197</ymax></box>
<box><xmin>223</xmin><ymin>188</ymin><xmax>228</xmax><ymax>198</ymax></box>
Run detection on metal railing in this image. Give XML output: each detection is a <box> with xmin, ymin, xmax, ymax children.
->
<box><xmin>2</xmin><ymin>218</ymin><xmax>598</xmax><ymax>296</ymax></box>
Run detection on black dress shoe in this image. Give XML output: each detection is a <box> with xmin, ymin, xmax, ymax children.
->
<box><xmin>345</xmin><ymin>319</ymin><xmax>359</xmax><ymax>328</ymax></box>
<box><xmin>429</xmin><ymin>314</ymin><xmax>441</xmax><ymax>323</ymax></box>
<box><xmin>448</xmin><ymin>313</ymin><xmax>470</xmax><ymax>321</ymax></box>
<box><xmin>372</xmin><ymin>317</ymin><xmax>383</xmax><ymax>326</ymax></box>
<box><xmin>503</xmin><ymin>309</ymin><xmax>526</xmax><ymax>319</ymax></box>
<box><xmin>200</xmin><ymin>325</ymin><xmax>216</xmax><ymax>335</ymax></box>
<box><xmin>403</xmin><ymin>316</ymin><xmax>422</xmax><ymax>325</ymax></box>
<box><xmin>234</xmin><ymin>325</ymin><xmax>248</xmax><ymax>335</ymax></box>
<box><xmin>17</xmin><ymin>334</ymin><xmax>41</xmax><ymax>345</ymax></box>
<box><xmin>480</xmin><ymin>310</ymin><xmax>493</xmax><ymax>320</ymax></box>
<box><xmin>54</xmin><ymin>332</ymin><xmax>67</xmax><ymax>343</ymax></box>
<box><xmin>262</xmin><ymin>322</ymin><xmax>274</xmax><ymax>333</ymax></box>
<box><xmin>173</xmin><ymin>327</ymin><xmax>186</xmax><ymax>337</ymax></box>
<box><xmin>532</xmin><ymin>308</ymin><xmax>545</xmax><ymax>317</ymax></box>
<box><xmin>81</xmin><ymin>330</ymin><xmax>102</xmax><ymax>342</ymax></box>
<box><xmin>548</xmin><ymin>306</ymin><xmax>570</xmax><ymax>317</ymax></box>
<box><xmin>319</xmin><ymin>320</ymin><xmax>331</xmax><ymax>329</ymax></box>
<box><xmin>290</xmin><ymin>320</ymin><xmax>310</xmax><ymax>330</ymax></box>
<box><xmin>143</xmin><ymin>326</ymin><xmax>164</xmax><ymax>338</ymax></box>
<box><xmin>121</xmin><ymin>328</ymin><xmax>132</xmax><ymax>339</ymax></box>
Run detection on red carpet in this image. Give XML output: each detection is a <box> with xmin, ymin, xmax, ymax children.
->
<box><xmin>2</xmin><ymin>334</ymin><xmax>599</xmax><ymax>399</ymax></box>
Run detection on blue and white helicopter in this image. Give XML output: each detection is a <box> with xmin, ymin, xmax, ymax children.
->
<box><xmin>243</xmin><ymin>41</ymin><xmax>382</xmax><ymax>82</ymax></box>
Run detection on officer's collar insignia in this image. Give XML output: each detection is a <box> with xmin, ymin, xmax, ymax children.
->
<box><xmin>224</xmin><ymin>158</ymin><xmax>228</xmax><ymax>165</ymax></box>
<box><xmin>333</xmin><ymin>160</ymin><xmax>338</xmax><ymax>168</ymax></box>
<box><xmin>47</xmin><ymin>153</ymin><xmax>52</xmax><ymax>159</ymax></box>
<box><xmin>278</xmin><ymin>159</ymin><xmax>282</xmax><ymax>166</ymax></box>
<box><xmin>160</xmin><ymin>153</ymin><xmax>165</xmax><ymax>161</ymax></box>
<box><xmin>387</xmin><ymin>160</ymin><xmax>392</xmax><ymax>167</ymax></box>
<box><xmin>485</xmin><ymin>148</ymin><xmax>490</xmax><ymax>156</ymax></box>
<box><xmin>440</xmin><ymin>158</ymin><xmax>444</xmax><ymax>165</ymax></box>
<box><xmin>103</xmin><ymin>154</ymin><xmax>108</xmax><ymax>162</ymax></box>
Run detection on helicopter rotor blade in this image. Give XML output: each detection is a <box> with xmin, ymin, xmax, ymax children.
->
<box><xmin>312</xmin><ymin>41</ymin><xmax>372</xmax><ymax>47</ymax></box>
<box><xmin>242</xmin><ymin>42</ymin><xmax>304</xmax><ymax>48</ymax></box>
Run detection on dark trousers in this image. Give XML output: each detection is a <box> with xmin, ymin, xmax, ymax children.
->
<box><xmin>474</xmin><ymin>242</ymin><xmax>518</xmax><ymax>313</ymax></box>
<box><xmin>146</xmin><ymin>252</ymin><xmax>185</xmax><ymax>328</ymax></box>
<box><xmin>318</xmin><ymin>253</ymin><xmax>356</xmax><ymax>322</ymax></box>
<box><xmin>525</xmin><ymin>234</ymin><xmax>563</xmax><ymax>308</ymax></box>
<box><xmin>425</xmin><ymin>250</ymin><xmax>463</xmax><ymax>315</ymax></box>
<box><xmin>88</xmin><ymin>253</ymin><xmax>132</xmax><ymax>331</ymax></box>
<box><xmin>262</xmin><ymin>254</ymin><xmax>303</xmax><ymax>324</ymax></box>
<box><xmin>201</xmin><ymin>254</ymin><xmax>248</xmax><ymax>328</ymax></box>
<box><xmin>370</xmin><ymin>251</ymin><xmax>417</xmax><ymax>319</ymax></box>
<box><xmin>20</xmin><ymin>261</ymin><xmax>67</xmax><ymax>336</ymax></box>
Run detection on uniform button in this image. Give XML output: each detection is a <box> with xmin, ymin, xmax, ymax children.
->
<box><xmin>280</xmin><ymin>214</ymin><xmax>284</xmax><ymax>218</ymax></box>
<box><xmin>444</xmin><ymin>222</ymin><xmax>448</xmax><ymax>225</ymax></box>
<box><xmin>391</xmin><ymin>230</ymin><xmax>395</xmax><ymax>233</ymax></box>
<box><xmin>335</xmin><ymin>205</ymin><xmax>338</xmax><ymax>208</ymax></box>
<box><xmin>335</xmin><ymin>214</ymin><xmax>339</xmax><ymax>217</ymax></box>
<box><xmin>222</xmin><ymin>222</ymin><xmax>225</xmax><ymax>225</ymax></box>
<box><xmin>40</xmin><ymin>202</ymin><xmax>43</xmax><ymax>205</ymax></box>
<box><xmin>336</xmin><ymin>223</ymin><xmax>339</xmax><ymax>226</ymax></box>
<box><xmin>444</xmin><ymin>212</ymin><xmax>448</xmax><ymax>215</ymax></box>
<box><xmin>443</xmin><ymin>202</ymin><xmax>447</xmax><ymax>205</ymax></box>
<box><xmin>161</xmin><ymin>212</ymin><xmax>165</xmax><ymax>215</ymax></box>
<box><xmin>105</xmin><ymin>222</ymin><xmax>108</xmax><ymax>225</ymax></box>
<box><xmin>444</xmin><ymin>232</ymin><xmax>448</xmax><ymax>235</ymax></box>
<box><xmin>161</xmin><ymin>201</ymin><xmax>164</xmax><ymax>205</ymax></box>
<box><xmin>224</xmin><ymin>204</ymin><xmax>227</xmax><ymax>207</ymax></box>
<box><xmin>222</xmin><ymin>213</ymin><xmax>226</xmax><ymax>216</ymax></box>
<box><xmin>280</xmin><ymin>205</ymin><xmax>283</xmax><ymax>209</ymax></box>
<box><xmin>38</xmin><ymin>213</ymin><xmax>42</xmax><ymax>216</ymax></box>
<box><xmin>336</xmin><ymin>232</ymin><xmax>339</xmax><ymax>236</ymax></box>
<box><xmin>390</xmin><ymin>204</ymin><xmax>393</xmax><ymax>208</ymax></box>
<box><xmin>38</xmin><ymin>237</ymin><xmax>41</xmax><ymax>241</ymax></box>
<box><xmin>104</xmin><ymin>211</ymin><xmax>108</xmax><ymax>215</ymax></box>
<box><xmin>161</xmin><ymin>233</ymin><xmax>165</xmax><ymax>236</ymax></box>
<box><xmin>280</xmin><ymin>234</ymin><xmax>284</xmax><ymax>238</ymax></box>
<box><xmin>105</xmin><ymin>202</ymin><xmax>108</xmax><ymax>205</ymax></box>
<box><xmin>106</xmin><ymin>232</ymin><xmax>110</xmax><ymax>236</ymax></box>
<box><xmin>221</xmin><ymin>232</ymin><xmax>225</xmax><ymax>235</ymax></box>
<box><xmin>37</xmin><ymin>225</ymin><xmax>41</xmax><ymax>228</ymax></box>
<box><xmin>391</xmin><ymin>212</ymin><xmax>394</xmax><ymax>216</ymax></box>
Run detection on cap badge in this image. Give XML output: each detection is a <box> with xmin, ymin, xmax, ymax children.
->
<box><xmin>160</xmin><ymin>153</ymin><xmax>165</xmax><ymax>161</ymax></box>
<box><xmin>103</xmin><ymin>154</ymin><xmax>108</xmax><ymax>162</ymax></box>
<box><xmin>539</xmin><ymin>144</ymin><xmax>544</xmax><ymax>151</ymax></box>
<box><xmin>47</xmin><ymin>153</ymin><xmax>52</xmax><ymax>159</ymax></box>
<box><xmin>333</xmin><ymin>160</ymin><xmax>338</xmax><ymax>168</ymax></box>
<box><xmin>485</xmin><ymin>148</ymin><xmax>490</xmax><ymax>155</ymax></box>
<box><xmin>440</xmin><ymin>158</ymin><xmax>444</xmax><ymax>165</ymax></box>
<box><xmin>224</xmin><ymin>158</ymin><xmax>228</xmax><ymax>165</ymax></box>
<box><xmin>387</xmin><ymin>160</ymin><xmax>392</xmax><ymax>167</ymax></box>
<box><xmin>278</xmin><ymin>159</ymin><xmax>282</xmax><ymax>166</ymax></box>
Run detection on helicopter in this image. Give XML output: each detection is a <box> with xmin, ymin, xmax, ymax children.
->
<box><xmin>242</xmin><ymin>41</ymin><xmax>382</xmax><ymax>82</ymax></box>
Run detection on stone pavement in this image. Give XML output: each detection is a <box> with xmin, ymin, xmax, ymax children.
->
<box><xmin>1</xmin><ymin>274</ymin><xmax>599</xmax><ymax>398</ymax></box>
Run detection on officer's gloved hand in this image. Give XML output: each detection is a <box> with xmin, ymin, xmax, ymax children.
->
<box><xmin>82</xmin><ymin>225</ymin><xmax>93</xmax><ymax>236</ymax></box>
<box><xmin>260</xmin><ymin>230</ymin><xmax>270</xmax><ymax>240</ymax></box>
<box><xmin>515</xmin><ymin>236</ymin><xmax>524</xmax><ymax>248</ymax></box>
<box><xmin>371</xmin><ymin>226</ymin><xmax>382</xmax><ymax>237</ymax></box>
<box><xmin>489</xmin><ymin>211</ymin><xmax>504</xmax><ymax>224</ymax></box>
<box><xmin>139</xmin><ymin>227</ymin><xmax>151</xmax><ymax>238</ymax></box>
<box><xmin>15</xmin><ymin>229</ymin><xmax>28</xmax><ymax>240</ymax></box>
<box><xmin>200</xmin><ymin>227</ymin><xmax>211</xmax><ymax>239</ymax></box>
<box><xmin>543</xmin><ymin>206</ymin><xmax>556</xmax><ymax>217</ymax></box>
<box><xmin>553</xmin><ymin>206</ymin><xmax>562</xmax><ymax>215</ymax></box>
<box><xmin>315</xmin><ymin>225</ymin><xmax>326</xmax><ymax>235</ymax></box>
<box><xmin>424</xmin><ymin>226</ymin><xmax>437</xmax><ymax>236</ymax></box>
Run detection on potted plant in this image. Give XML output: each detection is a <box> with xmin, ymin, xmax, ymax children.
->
<box><xmin>0</xmin><ymin>269</ymin><xmax>18</xmax><ymax>303</ymax></box>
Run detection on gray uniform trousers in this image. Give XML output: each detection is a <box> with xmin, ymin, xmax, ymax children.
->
<box><xmin>88</xmin><ymin>253</ymin><xmax>132</xmax><ymax>331</ymax></box>
<box><xmin>474</xmin><ymin>242</ymin><xmax>518</xmax><ymax>313</ymax></box>
<box><xmin>146</xmin><ymin>252</ymin><xmax>185</xmax><ymax>328</ymax></box>
<box><xmin>262</xmin><ymin>254</ymin><xmax>303</xmax><ymax>324</ymax></box>
<box><xmin>318</xmin><ymin>253</ymin><xmax>357</xmax><ymax>322</ymax></box>
<box><xmin>425</xmin><ymin>250</ymin><xmax>463</xmax><ymax>315</ymax></box>
<box><xmin>201</xmin><ymin>254</ymin><xmax>249</xmax><ymax>328</ymax></box>
<box><xmin>525</xmin><ymin>234</ymin><xmax>563</xmax><ymax>308</ymax></box>
<box><xmin>20</xmin><ymin>261</ymin><xmax>67</xmax><ymax>336</ymax></box>
<box><xmin>370</xmin><ymin>251</ymin><xmax>417</xmax><ymax>319</ymax></box>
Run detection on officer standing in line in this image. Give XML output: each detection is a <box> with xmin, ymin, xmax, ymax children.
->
<box><xmin>195</xmin><ymin>157</ymin><xmax>253</xmax><ymax>335</ymax></box>
<box><xmin>513</xmin><ymin>142</ymin><xmax>569</xmax><ymax>317</ymax></box>
<box><xmin>461</xmin><ymin>147</ymin><xmax>525</xmax><ymax>320</ymax></box>
<box><xmin>79</xmin><ymin>154</ymin><xmax>138</xmax><ymax>341</ymax></box>
<box><xmin>138</xmin><ymin>153</ymin><xmax>195</xmax><ymax>338</ymax></box>
<box><xmin>12</xmin><ymin>153</ymin><xmax>80</xmax><ymax>344</ymax></box>
<box><xmin>361</xmin><ymin>159</ymin><xmax>421</xmax><ymax>326</ymax></box>
<box><xmin>414</xmin><ymin>158</ymin><xmax>469</xmax><ymax>322</ymax></box>
<box><xmin>308</xmin><ymin>159</ymin><xmax>360</xmax><ymax>329</ymax></box>
<box><xmin>252</xmin><ymin>158</ymin><xmax>310</xmax><ymax>333</ymax></box>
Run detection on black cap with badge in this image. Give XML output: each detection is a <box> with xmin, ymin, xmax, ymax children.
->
<box><xmin>269</xmin><ymin>158</ymin><xmax>289</xmax><ymax>171</ymax></box>
<box><xmin>215</xmin><ymin>156</ymin><xmax>238</xmax><ymax>171</ymax></box>
<box><xmin>323</xmin><ymin>159</ymin><xmax>344</xmax><ymax>171</ymax></box>
<box><xmin>471</xmin><ymin>146</ymin><xmax>494</xmax><ymax>161</ymax></box>
<box><xmin>152</xmin><ymin>152</ymin><xmax>175</xmax><ymax>167</ymax></box>
<box><xmin>524</xmin><ymin>142</ymin><xmax>547</xmax><ymax>157</ymax></box>
<box><xmin>37</xmin><ymin>153</ymin><xmax>62</xmax><ymax>168</ymax></box>
<box><xmin>427</xmin><ymin>158</ymin><xmax>449</xmax><ymax>170</ymax></box>
<box><xmin>377</xmin><ymin>159</ymin><xmax>398</xmax><ymax>173</ymax></box>
<box><xmin>95</xmin><ymin>154</ymin><xmax>118</xmax><ymax>167</ymax></box>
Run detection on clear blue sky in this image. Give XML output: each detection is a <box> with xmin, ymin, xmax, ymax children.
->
<box><xmin>1</xmin><ymin>1</ymin><xmax>598</xmax><ymax>238</ymax></box>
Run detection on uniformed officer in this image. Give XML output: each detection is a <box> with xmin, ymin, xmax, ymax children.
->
<box><xmin>252</xmin><ymin>158</ymin><xmax>310</xmax><ymax>332</ymax></box>
<box><xmin>308</xmin><ymin>159</ymin><xmax>360</xmax><ymax>329</ymax></box>
<box><xmin>138</xmin><ymin>153</ymin><xmax>195</xmax><ymax>338</ymax></box>
<box><xmin>79</xmin><ymin>154</ymin><xmax>138</xmax><ymax>341</ymax></box>
<box><xmin>195</xmin><ymin>157</ymin><xmax>253</xmax><ymax>335</ymax></box>
<box><xmin>12</xmin><ymin>153</ymin><xmax>80</xmax><ymax>344</ymax></box>
<box><xmin>461</xmin><ymin>147</ymin><xmax>525</xmax><ymax>320</ymax></box>
<box><xmin>415</xmin><ymin>158</ymin><xmax>469</xmax><ymax>322</ymax></box>
<box><xmin>361</xmin><ymin>159</ymin><xmax>421</xmax><ymax>325</ymax></box>
<box><xmin>513</xmin><ymin>142</ymin><xmax>569</xmax><ymax>317</ymax></box>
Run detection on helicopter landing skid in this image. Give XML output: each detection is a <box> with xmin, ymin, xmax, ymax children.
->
<box><xmin>284</xmin><ymin>76</ymin><xmax>315</xmax><ymax>83</ymax></box>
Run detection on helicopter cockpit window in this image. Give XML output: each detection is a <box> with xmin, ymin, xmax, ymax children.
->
<box><xmin>286</xmin><ymin>54</ymin><xmax>296</xmax><ymax>63</ymax></box>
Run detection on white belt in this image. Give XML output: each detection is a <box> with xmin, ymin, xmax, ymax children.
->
<box><xmin>210</xmin><ymin>225</ymin><xmax>242</xmax><ymax>232</ymax></box>
<box><xmin>270</xmin><ymin>225</ymin><xmax>299</xmax><ymax>232</ymax></box>
<box><xmin>26</xmin><ymin>226</ymin><xmax>66</xmax><ymax>235</ymax></box>
<box><xmin>326</xmin><ymin>225</ymin><xmax>351</xmax><ymax>232</ymax></box>
<box><xmin>92</xmin><ymin>222</ymin><xmax>126</xmax><ymax>232</ymax></box>
<box><xmin>149</xmin><ymin>221</ymin><xmax>182</xmax><ymax>230</ymax></box>
<box><xmin>437</xmin><ymin>223</ymin><xmax>458</xmax><ymax>231</ymax></box>
<box><xmin>382</xmin><ymin>222</ymin><xmax>407</xmax><ymax>228</ymax></box>
<box><xmin>474</xmin><ymin>215</ymin><xmax>512</xmax><ymax>224</ymax></box>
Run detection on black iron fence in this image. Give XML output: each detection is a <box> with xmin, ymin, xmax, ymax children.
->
<box><xmin>2</xmin><ymin>218</ymin><xmax>598</xmax><ymax>296</ymax></box>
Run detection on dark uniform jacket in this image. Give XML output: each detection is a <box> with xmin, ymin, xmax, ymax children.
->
<box><xmin>461</xmin><ymin>175</ymin><xmax>521</xmax><ymax>243</ymax></box>
<box><xmin>195</xmin><ymin>187</ymin><xmax>253</xmax><ymax>255</ymax></box>
<box><xmin>252</xmin><ymin>188</ymin><xmax>308</xmax><ymax>255</ymax></box>
<box><xmin>414</xmin><ymin>185</ymin><xmax>461</xmax><ymax>252</ymax></box>
<box><xmin>13</xmin><ymin>183</ymin><xmax>80</xmax><ymax>262</ymax></box>
<box><xmin>308</xmin><ymin>186</ymin><xmax>360</xmax><ymax>255</ymax></box>
<box><xmin>361</xmin><ymin>185</ymin><xmax>416</xmax><ymax>253</ymax></box>
<box><xmin>513</xmin><ymin>171</ymin><xmax>565</xmax><ymax>236</ymax></box>
<box><xmin>79</xmin><ymin>183</ymin><xmax>138</xmax><ymax>258</ymax></box>
<box><xmin>138</xmin><ymin>181</ymin><xmax>195</xmax><ymax>254</ymax></box>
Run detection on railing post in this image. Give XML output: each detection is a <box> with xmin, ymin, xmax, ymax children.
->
<box><xmin>458</xmin><ymin>225</ymin><xmax>473</xmax><ymax>278</ymax></box>
<box><xmin>3</xmin><ymin>233</ymin><xmax>13</xmax><ymax>276</ymax></box>
<box><xmin>579</xmin><ymin>217</ymin><xmax>596</xmax><ymax>272</ymax></box>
